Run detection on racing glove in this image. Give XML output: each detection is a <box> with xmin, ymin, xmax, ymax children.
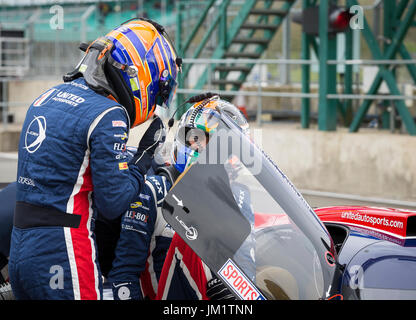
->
<box><xmin>130</xmin><ymin>116</ymin><xmax>166</xmax><ymax>175</ymax></box>
<box><xmin>0</xmin><ymin>282</ymin><xmax>14</xmax><ymax>300</ymax></box>
<box><xmin>112</xmin><ymin>281</ymin><xmax>143</xmax><ymax>300</ymax></box>
<box><xmin>206</xmin><ymin>274</ymin><xmax>236</xmax><ymax>300</ymax></box>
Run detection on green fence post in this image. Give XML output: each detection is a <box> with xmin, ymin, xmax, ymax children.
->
<box><xmin>318</xmin><ymin>0</ymin><xmax>337</xmax><ymax>131</ymax></box>
<box><xmin>175</xmin><ymin>1</ymin><xmax>185</xmax><ymax>116</ymax></box>
<box><xmin>301</xmin><ymin>0</ymin><xmax>312</xmax><ymax>129</ymax></box>
<box><xmin>349</xmin><ymin>0</ymin><xmax>416</xmax><ymax>135</ymax></box>
<box><xmin>343</xmin><ymin>0</ymin><xmax>355</xmax><ymax>127</ymax></box>
<box><xmin>219</xmin><ymin>0</ymin><xmax>228</xmax><ymax>91</ymax></box>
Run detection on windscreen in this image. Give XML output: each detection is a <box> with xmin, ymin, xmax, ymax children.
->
<box><xmin>162</xmin><ymin>111</ymin><xmax>337</xmax><ymax>300</ymax></box>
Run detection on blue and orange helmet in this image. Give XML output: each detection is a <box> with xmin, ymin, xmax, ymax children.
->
<box><xmin>67</xmin><ymin>18</ymin><xmax>181</xmax><ymax>128</ymax></box>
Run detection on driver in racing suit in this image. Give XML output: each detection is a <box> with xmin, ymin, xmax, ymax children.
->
<box><xmin>156</xmin><ymin>157</ymin><xmax>255</xmax><ymax>300</ymax></box>
<box><xmin>155</xmin><ymin>97</ymin><xmax>252</xmax><ymax>300</ymax></box>
<box><xmin>105</xmin><ymin>168</ymin><xmax>176</xmax><ymax>300</ymax></box>
<box><xmin>9</xmin><ymin>18</ymin><xmax>181</xmax><ymax>300</ymax></box>
<box><xmin>102</xmin><ymin>96</ymin><xmax>249</xmax><ymax>301</ymax></box>
<box><xmin>0</xmin><ymin>147</ymin><xmax>172</xmax><ymax>301</ymax></box>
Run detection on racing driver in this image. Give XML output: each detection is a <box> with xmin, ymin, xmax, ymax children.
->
<box><xmin>106</xmin><ymin>95</ymin><xmax>248</xmax><ymax>301</ymax></box>
<box><xmin>9</xmin><ymin>18</ymin><xmax>181</xmax><ymax>300</ymax></box>
<box><xmin>156</xmin><ymin>96</ymin><xmax>250</xmax><ymax>300</ymax></box>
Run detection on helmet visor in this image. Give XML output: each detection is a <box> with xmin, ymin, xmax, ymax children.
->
<box><xmin>156</xmin><ymin>73</ymin><xmax>178</xmax><ymax>109</ymax></box>
<box><xmin>177</xmin><ymin>126</ymin><xmax>210</xmax><ymax>153</ymax></box>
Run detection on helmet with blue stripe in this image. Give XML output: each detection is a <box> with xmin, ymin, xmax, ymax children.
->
<box><xmin>171</xmin><ymin>96</ymin><xmax>249</xmax><ymax>173</ymax></box>
<box><xmin>66</xmin><ymin>18</ymin><xmax>181</xmax><ymax>128</ymax></box>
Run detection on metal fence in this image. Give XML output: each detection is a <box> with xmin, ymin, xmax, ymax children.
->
<box><xmin>0</xmin><ymin>5</ymin><xmax>99</xmax><ymax>78</ymax></box>
<box><xmin>2</xmin><ymin>56</ymin><xmax>415</xmax><ymax>129</ymax></box>
<box><xmin>0</xmin><ymin>1</ymin><xmax>177</xmax><ymax>127</ymax></box>
<box><xmin>176</xmin><ymin>57</ymin><xmax>416</xmax><ymax>126</ymax></box>
<box><xmin>1</xmin><ymin>1</ymin><xmax>415</xmax><ymax>133</ymax></box>
<box><xmin>0</xmin><ymin>36</ymin><xmax>30</xmax><ymax>77</ymax></box>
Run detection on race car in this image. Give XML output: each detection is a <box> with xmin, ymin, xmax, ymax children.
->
<box><xmin>253</xmin><ymin>205</ymin><xmax>416</xmax><ymax>300</ymax></box>
<box><xmin>2</xmin><ymin>106</ymin><xmax>415</xmax><ymax>300</ymax></box>
<box><xmin>160</xmin><ymin>108</ymin><xmax>416</xmax><ymax>301</ymax></box>
<box><xmin>1</xmin><ymin>190</ymin><xmax>415</xmax><ymax>300</ymax></box>
<box><xmin>315</xmin><ymin>206</ymin><xmax>416</xmax><ymax>299</ymax></box>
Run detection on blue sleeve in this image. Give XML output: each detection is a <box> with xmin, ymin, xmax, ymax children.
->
<box><xmin>147</xmin><ymin>175</ymin><xmax>173</xmax><ymax>281</ymax></box>
<box><xmin>152</xmin><ymin>235</ymin><xmax>172</xmax><ymax>281</ymax></box>
<box><xmin>107</xmin><ymin>183</ymin><xmax>156</xmax><ymax>283</ymax></box>
<box><xmin>107</xmin><ymin>174</ymin><xmax>171</xmax><ymax>300</ymax></box>
<box><xmin>146</xmin><ymin>175</ymin><xmax>171</xmax><ymax>207</ymax></box>
<box><xmin>89</xmin><ymin>107</ymin><xmax>144</xmax><ymax>220</ymax></box>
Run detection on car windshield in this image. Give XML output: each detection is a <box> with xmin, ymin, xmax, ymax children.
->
<box><xmin>162</xmin><ymin>111</ymin><xmax>338</xmax><ymax>300</ymax></box>
<box><xmin>223</xmin><ymin>157</ymin><xmax>326</xmax><ymax>299</ymax></box>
